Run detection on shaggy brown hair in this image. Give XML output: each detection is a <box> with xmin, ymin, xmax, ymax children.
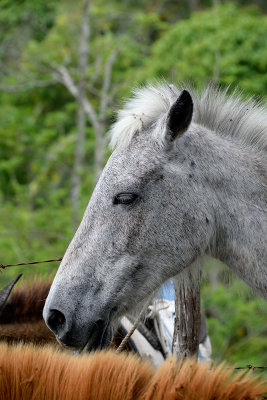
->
<box><xmin>0</xmin><ymin>277</ymin><xmax>56</xmax><ymax>345</ymax></box>
<box><xmin>0</xmin><ymin>321</ymin><xmax>57</xmax><ymax>345</ymax></box>
<box><xmin>0</xmin><ymin>277</ymin><xmax>51</xmax><ymax>324</ymax></box>
<box><xmin>141</xmin><ymin>357</ymin><xmax>267</xmax><ymax>400</ymax></box>
<box><xmin>0</xmin><ymin>343</ymin><xmax>266</xmax><ymax>400</ymax></box>
<box><xmin>0</xmin><ymin>343</ymin><xmax>153</xmax><ymax>400</ymax></box>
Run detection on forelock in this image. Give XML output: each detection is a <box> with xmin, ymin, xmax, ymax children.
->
<box><xmin>109</xmin><ymin>83</ymin><xmax>178</xmax><ymax>149</ymax></box>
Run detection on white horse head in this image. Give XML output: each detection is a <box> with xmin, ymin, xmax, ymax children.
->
<box><xmin>44</xmin><ymin>83</ymin><xmax>267</xmax><ymax>351</ymax></box>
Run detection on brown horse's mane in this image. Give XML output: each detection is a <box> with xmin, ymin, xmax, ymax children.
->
<box><xmin>0</xmin><ymin>321</ymin><xmax>57</xmax><ymax>345</ymax></box>
<box><xmin>0</xmin><ymin>343</ymin><xmax>266</xmax><ymax>400</ymax></box>
<box><xmin>0</xmin><ymin>276</ymin><xmax>51</xmax><ymax>324</ymax></box>
<box><xmin>0</xmin><ymin>276</ymin><xmax>55</xmax><ymax>346</ymax></box>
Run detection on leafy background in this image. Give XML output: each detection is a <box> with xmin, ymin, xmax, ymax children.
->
<box><xmin>0</xmin><ymin>0</ymin><xmax>266</xmax><ymax>374</ymax></box>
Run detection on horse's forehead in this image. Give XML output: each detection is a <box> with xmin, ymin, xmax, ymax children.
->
<box><xmin>104</xmin><ymin>143</ymin><xmax>161</xmax><ymax>183</ymax></box>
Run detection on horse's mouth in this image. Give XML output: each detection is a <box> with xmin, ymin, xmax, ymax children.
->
<box><xmin>85</xmin><ymin>320</ymin><xmax>113</xmax><ymax>351</ymax></box>
<box><xmin>55</xmin><ymin>319</ymin><xmax>113</xmax><ymax>352</ymax></box>
<box><xmin>84</xmin><ymin>306</ymin><xmax>120</xmax><ymax>351</ymax></box>
<box><xmin>55</xmin><ymin>305</ymin><xmax>119</xmax><ymax>352</ymax></box>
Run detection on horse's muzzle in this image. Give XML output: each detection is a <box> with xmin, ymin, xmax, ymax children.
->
<box><xmin>44</xmin><ymin>306</ymin><xmax>114</xmax><ymax>351</ymax></box>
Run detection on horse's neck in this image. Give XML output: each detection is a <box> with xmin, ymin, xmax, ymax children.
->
<box><xmin>214</xmin><ymin>197</ymin><xmax>267</xmax><ymax>299</ymax></box>
<box><xmin>199</xmin><ymin>130</ymin><xmax>267</xmax><ymax>299</ymax></box>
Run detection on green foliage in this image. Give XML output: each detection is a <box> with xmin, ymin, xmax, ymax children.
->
<box><xmin>0</xmin><ymin>0</ymin><xmax>59</xmax><ymax>72</ymax></box>
<box><xmin>202</xmin><ymin>271</ymin><xmax>267</xmax><ymax>379</ymax></box>
<box><xmin>138</xmin><ymin>3</ymin><xmax>267</xmax><ymax>96</ymax></box>
<box><xmin>203</xmin><ymin>278</ymin><xmax>267</xmax><ymax>365</ymax></box>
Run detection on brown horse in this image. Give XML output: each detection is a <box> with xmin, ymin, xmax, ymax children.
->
<box><xmin>0</xmin><ymin>343</ymin><xmax>266</xmax><ymax>400</ymax></box>
<box><xmin>0</xmin><ymin>275</ymin><xmax>56</xmax><ymax>345</ymax></box>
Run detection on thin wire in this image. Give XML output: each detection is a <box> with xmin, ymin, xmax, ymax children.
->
<box><xmin>233</xmin><ymin>365</ymin><xmax>267</xmax><ymax>370</ymax></box>
<box><xmin>0</xmin><ymin>258</ymin><xmax>62</xmax><ymax>269</ymax></box>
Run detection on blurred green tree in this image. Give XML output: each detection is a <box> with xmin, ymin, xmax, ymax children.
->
<box><xmin>137</xmin><ymin>3</ymin><xmax>267</xmax><ymax>96</ymax></box>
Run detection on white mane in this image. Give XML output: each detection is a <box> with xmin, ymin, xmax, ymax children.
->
<box><xmin>109</xmin><ymin>83</ymin><xmax>267</xmax><ymax>156</ymax></box>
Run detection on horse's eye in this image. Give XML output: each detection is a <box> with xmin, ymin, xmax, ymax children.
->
<box><xmin>113</xmin><ymin>193</ymin><xmax>138</xmax><ymax>205</ymax></box>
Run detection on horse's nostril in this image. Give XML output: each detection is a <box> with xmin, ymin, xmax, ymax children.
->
<box><xmin>47</xmin><ymin>309</ymin><xmax>66</xmax><ymax>333</ymax></box>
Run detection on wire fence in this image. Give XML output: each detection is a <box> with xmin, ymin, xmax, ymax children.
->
<box><xmin>0</xmin><ymin>258</ymin><xmax>62</xmax><ymax>270</ymax></box>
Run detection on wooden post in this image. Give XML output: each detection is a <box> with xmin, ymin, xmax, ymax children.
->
<box><xmin>172</xmin><ymin>266</ymin><xmax>202</xmax><ymax>359</ymax></box>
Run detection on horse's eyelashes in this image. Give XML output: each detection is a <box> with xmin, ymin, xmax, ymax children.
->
<box><xmin>113</xmin><ymin>193</ymin><xmax>138</xmax><ymax>205</ymax></box>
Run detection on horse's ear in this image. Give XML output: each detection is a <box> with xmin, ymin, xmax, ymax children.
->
<box><xmin>166</xmin><ymin>90</ymin><xmax>193</xmax><ymax>142</ymax></box>
<box><xmin>0</xmin><ymin>274</ymin><xmax>22</xmax><ymax>311</ymax></box>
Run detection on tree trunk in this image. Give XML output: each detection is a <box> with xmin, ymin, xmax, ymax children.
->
<box><xmin>187</xmin><ymin>0</ymin><xmax>200</xmax><ymax>12</ymax></box>
<box><xmin>172</xmin><ymin>266</ymin><xmax>202</xmax><ymax>359</ymax></box>
<box><xmin>71</xmin><ymin>0</ymin><xmax>90</xmax><ymax>230</ymax></box>
<box><xmin>94</xmin><ymin>48</ymin><xmax>118</xmax><ymax>182</ymax></box>
<box><xmin>212</xmin><ymin>0</ymin><xmax>221</xmax><ymax>83</ymax></box>
<box><xmin>94</xmin><ymin>123</ymin><xmax>105</xmax><ymax>182</ymax></box>
<box><xmin>71</xmin><ymin>97</ymin><xmax>86</xmax><ymax>230</ymax></box>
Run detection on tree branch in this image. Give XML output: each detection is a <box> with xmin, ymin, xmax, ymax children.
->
<box><xmin>0</xmin><ymin>80</ymin><xmax>57</xmax><ymax>92</ymax></box>
<box><xmin>56</xmin><ymin>65</ymin><xmax>101</xmax><ymax>133</ymax></box>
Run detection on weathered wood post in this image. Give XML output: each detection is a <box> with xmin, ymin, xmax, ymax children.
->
<box><xmin>172</xmin><ymin>265</ymin><xmax>202</xmax><ymax>359</ymax></box>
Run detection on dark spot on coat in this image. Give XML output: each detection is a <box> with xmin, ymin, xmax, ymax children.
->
<box><xmin>94</xmin><ymin>281</ymin><xmax>103</xmax><ymax>295</ymax></box>
<box><xmin>190</xmin><ymin>160</ymin><xmax>195</xmax><ymax>167</ymax></box>
<box><xmin>194</xmin><ymin>246</ymin><xmax>201</xmax><ymax>256</ymax></box>
<box><xmin>206</xmin><ymin>217</ymin><xmax>209</xmax><ymax>224</ymax></box>
<box><xmin>155</xmin><ymin>174</ymin><xmax>164</xmax><ymax>181</ymax></box>
<box><xmin>189</xmin><ymin>174</ymin><xmax>193</xmax><ymax>178</ymax></box>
